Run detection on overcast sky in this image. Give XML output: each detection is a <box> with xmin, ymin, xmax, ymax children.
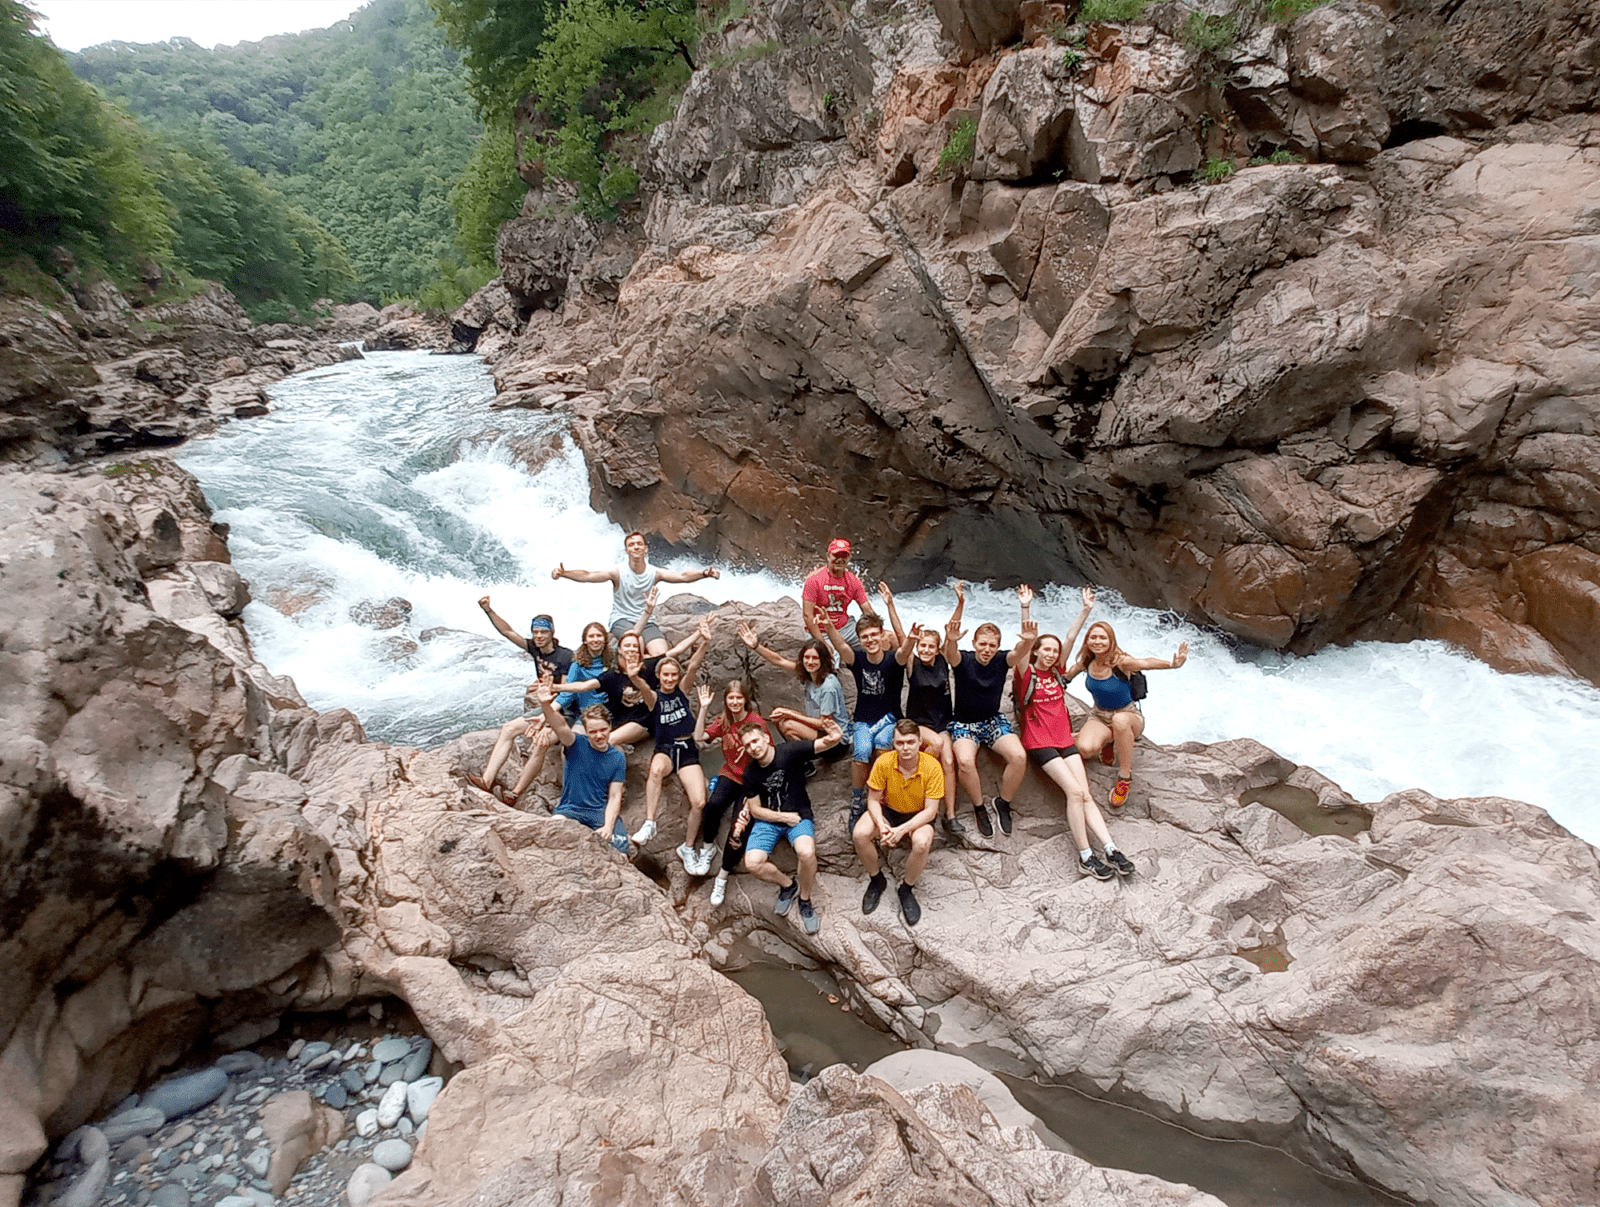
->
<box><xmin>32</xmin><ymin>1</ymin><xmax>368</xmax><ymax>52</ymax></box>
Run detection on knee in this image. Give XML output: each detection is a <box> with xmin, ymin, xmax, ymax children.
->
<box><xmin>911</xmin><ymin>828</ymin><xmax>934</xmax><ymax>854</ymax></box>
<box><xmin>745</xmin><ymin>851</ymin><xmax>767</xmax><ymax>871</ymax></box>
<box><xmin>955</xmin><ymin>749</ymin><xmax>977</xmax><ymax>772</ymax></box>
<box><xmin>499</xmin><ymin>718</ymin><xmax>524</xmax><ymax>738</ymax></box>
<box><xmin>852</xmin><ymin>815</ymin><xmax>876</xmax><ymax>844</ymax></box>
<box><xmin>1113</xmin><ymin>713</ymin><xmax>1135</xmax><ymax>734</ymax></box>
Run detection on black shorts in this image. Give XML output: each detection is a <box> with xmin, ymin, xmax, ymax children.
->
<box><xmin>1027</xmin><ymin>744</ymin><xmax>1078</xmax><ymax>767</ymax></box>
<box><xmin>881</xmin><ymin>805</ymin><xmax>920</xmax><ymax>826</ymax></box>
<box><xmin>655</xmin><ymin>737</ymin><xmax>699</xmax><ymax>771</ymax></box>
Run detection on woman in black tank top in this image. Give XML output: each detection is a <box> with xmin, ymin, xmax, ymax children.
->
<box><xmin>895</xmin><ymin>622</ymin><xmax>961</xmax><ymax>834</ymax></box>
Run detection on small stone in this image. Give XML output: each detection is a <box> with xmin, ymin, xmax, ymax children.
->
<box><xmin>155</xmin><ymin>1153</ymin><xmax>176</xmax><ymax>1172</ymax></box>
<box><xmin>345</xmin><ymin>1164</ymin><xmax>391</xmax><ymax>1207</ymax></box>
<box><xmin>166</xmin><ymin>1126</ymin><xmax>195</xmax><ymax>1147</ymax></box>
<box><xmin>340</xmin><ymin>1070</ymin><xmax>365</xmax><ymax>1095</ymax></box>
<box><xmin>376</xmin><ymin>1065</ymin><xmax>405</xmax><ymax>1088</ymax></box>
<box><xmin>170</xmin><ymin>1163</ymin><xmax>199</xmax><ymax>1187</ymax></box>
<box><xmin>303</xmin><ymin>1051</ymin><xmax>339</xmax><ymax>1073</ymax></box>
<box><xmin>398</xmin><ymin>1041</ymin><xmax>431</xmax><ymax>1083</ymax></box>
<box><xmin>323</xmin><ymin>1085</ymin><xmax>348</xmax><ymax>1111</ymax></box>
<box><xmin>286</xmin><ymin>1041</ymin><xmax>305</xmax><ymax>1061</ymax></box>
<box><xmin>404</xmin><ymin>1077</ymin><xmax>442</xmax><ymax>1124</ymax></box>
<box><xmin>244</xmin><ymin>1148</ymin><xmax>271</xmax><ymax>1178</ymax></box>
<box><xmin>370</xmin><ymin>1038</ymin><xmax>410</xmax><ymax>1064</ymax></box>
<box><xmin>368</xmin><ymin>1003</ymin><xmax>383</xmax><ymax>1022</ymax></box>
<box><xmin>206</xmin><ymin>1154</ymin><xmax>224</xmax><ymax>1171</ymax></box>
<box><xmin>361</xmin><ymin>1062</ymin><xmax>381</xmax><ymax>1086</ymax></box>
<box><xmin>216</xmin><ymin>1053</ymin><xmax>266</xmax><ymax>1076</ymax></box>
<box><xmin>115</xmin><ymin>1095</ymin><xmax>141</xmax><ymax>1114</ymax></box>
<box><xmin>370</xmin><ymin>1140</ymin><xmax>411</xmax><ymax>1173</ymax></box>
<box><xmin>394</xmin><ymin>1118</ymin><xmax>412</xmax><ymax>1138</ymax></box>
<box><xmin>297</xmin><ymin>1042</ymin><xmax>332</xmax><ymax>1066</ymax></box>
<box><xmin>115</xmin><ymin>1137</ymin><xmax>151</xmax><ymax>1164</ymax></box>
<box><xmin>150</xmin><ymin>1186</ymin><xmax>188</xmax><ymax>1207</ymax></box>
<box><xmin>102</xmin><ymin>1108</ymin><xmax>166</xmax><ymax>1146</ymax></box>
<box><xmin>212</xmin><ymin>1174</ymin><xmax>239</xmax><ymax>1191</ymax></box>
<box><xmin>144</xmin><ymin>1070</ymin><xmax>229</xmax><ymax>1121</ymax></box>
<box><xmin>217</xmin><ymin>1197</ymin><xmax>257</xmax><ymax>1207</ymax></box>
<box><xmin>415</xmin><ymin>1119</ymin><xmax>426</xmax><ymax>1142</ymax></box>
<box><xmin>55</xmin><ymin>1126</ymin><xmax>91</xmax><ymax>1163</ymax></box>
<box><xmin>78</xmin><ymin>1127</ymin><xmax>110</xmax><ymax>1166</ymax></box>
<box><xmin>354</xmin><ymin>1111</ymin><xmax>378</xmax><ymax>1139</ymax></box>
<box><xmin>241</xmin><ymin>1189</ymin><xmax>275</xmax><ymax>1207</ymax></box>
<box><xmin>191</xmin><ymin>1142</ymin><xmax>205</xmax><ymax>1158</ymax></box>
<box><xmin>342</xmin><ymin>1043</ymin><xmax>363</xmax><ymax>1063</ymax></box>
<box><xmin>375</xmin><ymin>1082</ymin><xmax>408</xmax><ymax>1128</ymax></box>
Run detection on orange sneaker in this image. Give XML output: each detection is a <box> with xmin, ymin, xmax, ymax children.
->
<box><xmin>1110</xmin><ymin>777</ymin><xmax>1132</xmax><ymax>808</ymax></box>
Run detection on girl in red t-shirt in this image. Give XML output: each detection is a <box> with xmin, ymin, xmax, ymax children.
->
<box><xmin>695</xmin><ymin>678</ymin><xmax>769</xmax><ymax>903</ymax></box>
<box><xmin>1012</xmin><ymin>585</ymin><xmax>1132</xmax><ymax>880</ymax></box>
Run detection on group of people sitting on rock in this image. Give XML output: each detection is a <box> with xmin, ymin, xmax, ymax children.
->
<box><xmin>468</xmin><ymin>533</ymin><xmax>1188</xmax><ymax>933</ymax></box>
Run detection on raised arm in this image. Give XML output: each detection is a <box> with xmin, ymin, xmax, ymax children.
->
<box><xmin>682</xmin><ymin>617</ymin><xmax>714</xmax><ymax>681</ymax></box>
<box><xmin>536</xmin><ymin>678</ymin><xmax>576</xmax><ymax>747</ymax></box>
<box><xmin>1122</xmin><ymin>641</ymin><xmax>1189</xmax><ymax>673</ymax></box>
<box><xmin>1007</xmin><ymin>585</ymin><xmax>1036</xmax><ymax>668</ymax></box>
<box><xmin>624</xmin><ymin>652</ymin><xmax>658</xmax><ymax>710</ymax></box>
<box><xmin>811</xmin><ymin>715</ymin><xmax>844</xmax><ymax>755</ymax></box>
<box><xmin>655</xmin><ymin>564</ymin><xmax>721</xmax><ymax>585</ymax></box>
<box><xmin>692</xmin><ymin>683</ymin><xmax>715</xmax><ymax>743</ymax></box>
<box><xmin>876</xmin><ymin>581</ymin><xmax>906</xmax><ymax>645</ymax></box>
<box><xmin>817</xmin><ymin>608</ymin><xmax>854</xmax><ymax>665</ymax></box>
<box><xmin>478</xmin><ymin>596</ymin><xmax>527</xmax><ymax>649</ymax></box>
<box><xmin>551</xmin><ymin>563</ymin><xmax>617</xmax><ymax>585</ymax></box>
<box><xmin>1061</xmin><ymin>586</ymin><xmax>1096</xmax><ymax>652</ymax></box>
<box><xmin>894</xmin><ymin>622</ymin><xmax>919</xmax><ymax>667</ymax></box>
<box><xmin>740</xmin><ymin>620</ymin><xmax>797</xmax><ymax>672</ymax></box>
<box><xmin>628</xmin><ymin>585</ymin><xmax>659</xmax><ymax>637</ymax></box>
<box><xmin>942</xmin><ymin>581</ymin><xmax>967</xmax><ymax>663</ymax></box>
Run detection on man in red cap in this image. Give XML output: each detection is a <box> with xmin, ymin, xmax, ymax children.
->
<box><xmin>803</xmin><ymin>538</ymin><xmax>870</xmax><ymax>644</ymax></box>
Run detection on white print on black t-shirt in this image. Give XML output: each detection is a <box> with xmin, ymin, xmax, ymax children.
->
<box><xmin>759</xmin><ymin>767</ymin><xmax>789</xmax><ymax>807</ymax></box>
<box><xmin>859</xmin><ymin>667</ymin><xmax>885</xmax><ymax>697</ymax></box>
<box><xmin>621</xmin><ymin>684</ymin><xmax>642</xmax><ymax>707</ymax></box>
<box><xmin>658</xmin><ymin>696</ymin><xmax>689</xmax><ymax>727</ymax></box>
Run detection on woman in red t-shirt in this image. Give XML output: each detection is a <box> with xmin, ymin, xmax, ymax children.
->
<box><xmin>694</xmin><ymin>678</ymin><xmax>769</xmax><ymax>904</ymax></box>
<box><xmin>1012</xmin><ymin>585</ymin><xmax>1133</xmax><ymax>880</ymax></box>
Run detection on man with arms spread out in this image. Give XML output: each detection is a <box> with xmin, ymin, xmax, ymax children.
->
<box><xmin>944</xmin><ymin>581</ymin><xmax>1031</xmax><ymax>837</ymax></box>
<box><xmin>551</xmin><ymin>530</ymin><xmax>720</xmax><ymax>656</ymax></box>
<box><xmin>856</xmin><ymin>719</ymin><xmax>942</xmax><ymax>926</ymax></box>
<box><xmin>802</xmin><ymin>538</ymin><xmax>869</xmax><ymax>645</ymax></box>
<box><xmin>816</xmin><ymin>583</ymin><xmax>906</xmax><ymax>831</ymax></box>
<box><xmin>739</xmin><ymin>716</ymin><xmax>844</xmax><ymax>936</ymax></box>
<box><xmin>533</xmin><ymin>678</ymin><xmax>630</xmax><ymax>853</ymax></box>
<box><xmin>466</xmin><ymin>602</ymin><xmax>575</xmax><ymax>804</ymax></box>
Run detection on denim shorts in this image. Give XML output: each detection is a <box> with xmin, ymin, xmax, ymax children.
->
<box><xmin>949</xmin><ymin>714</ymin><xmax>1014</xmax><ymax>747</ymax></box>
<box><xmin>746</xmin><ymin>817</ymin><xmax>815</xmax><ymax>854</ymax></box>
<box><xmin>554</xmin><ymin>801</ymin><xmax>631</xmax><ymax>853</ymax></box>
<box><xmin>851</xmin><ymin>715</ymin><xmax>897</xmax><ymax>763</ymax></box>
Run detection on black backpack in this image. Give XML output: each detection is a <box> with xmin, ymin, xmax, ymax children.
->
<box><xmin>1114</xmin><ymin>665</ymin><xmax>1149</xmax><ymax>702</ymax></box>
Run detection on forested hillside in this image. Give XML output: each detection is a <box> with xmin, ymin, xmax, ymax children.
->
<box><xmin>71</xmin><ymin>0</ymin><xmax>486</xmax><ymax>304</ymax></box>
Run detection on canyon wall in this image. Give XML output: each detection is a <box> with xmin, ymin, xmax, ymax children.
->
<box><xmin>479</xmin><ymin>0</ymin><xmax>1600</xmax><ymax>682</ymax></box>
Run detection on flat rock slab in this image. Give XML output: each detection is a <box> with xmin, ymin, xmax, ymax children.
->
<box><xmin>370</xmin><ymin>1038</ymin><xmax>411</xmax><ymax>1064</ymax></box>
<box><xmin>143</xmin><ymin>1069</ymin><xmax>228</xmax><ymax>1120</ymax></box>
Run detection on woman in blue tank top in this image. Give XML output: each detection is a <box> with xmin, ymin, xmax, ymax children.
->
<box><xmin>1065</xmin><ymin>605</ymin><xmax>1188</xmax><ymax>809</ymax></box>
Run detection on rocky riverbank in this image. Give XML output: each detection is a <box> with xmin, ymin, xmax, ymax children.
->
<box><xmin>456</xmin><ymin>0</ymin><xmax>1600</xmax><ymax>685</ymax></box>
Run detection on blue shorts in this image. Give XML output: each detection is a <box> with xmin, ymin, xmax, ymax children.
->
<box><xmin>554</xmin><ymin>801</ymin><xmax>630</xmax><ymax>853</ymax></box>
<box><xmin>949</xmin><ymin>715</ymin><xmax>1015</xmax><ymax>747</ymax></box>
<box><xmin>746</xmin><ymin>817</ymin><xmax>815</xmax><ymax>855</ymax></box>
<box><xmin>851</xmin><ymin>716</ymin><xmax>897</xmax><ymax>763</ymax></box>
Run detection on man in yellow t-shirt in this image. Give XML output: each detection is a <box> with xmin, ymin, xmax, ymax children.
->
<box><xmin>854</xmin><ymin>718</ymin><xmax>943</xmax><ymax>926</ymax></box>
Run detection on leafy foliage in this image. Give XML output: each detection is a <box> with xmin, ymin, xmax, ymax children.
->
<box><xmin>1201</xmin><ymin>155</ymin><xmax>1236</xmax><ymax>183</ymax></box>
<box><xmin>429</xmin><ymin>0</ymin><xmax>555</xmax><ymax>121</ymax></box>
<box><xmin>1263</xmin><ymin>0</ymin><xmax>1333</xmax><ymax>23</ymax></box>
<box><xmin>1180</xmin><ymin>11</ymin><xmax>1238</xmax><ymax>53</ymax></box>
<box><xmin>1077</xmin><ymin>0</ymin><xmax>1150</xmax><ymax>22</ymax></box>
<box><xmin>937</xmin><ymin>116</ymin><xmax>979</xmax><ymax>177</ymax></box>
<box><xmin>1248</xmin><ymin>148</ymin><xmax>1305</xmax><ymax>165</ymax></box>
<box><xmin>71</xmin><ymin>0</ymin><xmax>478</xmax><ymax>301</ymax></box>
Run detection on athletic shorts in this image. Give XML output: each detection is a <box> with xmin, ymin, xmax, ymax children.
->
<box><xmin>851</xmin><ymin>715</ymin><xmax>897</xmax><ymax>763</ymax></box>
<box><xmin>881</xmin><ymin>805</ymin><xmax>920</xmax><ymax>827</ymax></box>
<box><xmin>609</xmin><ymin>618</ymin><xmax>667</xmax><ymax>647</ymax></box>
<box><xmin>949</xmin><ymin>715</ymin><xmax>1014</xmax><ymax>747</ymax></box>
<box><xmin>746</xmin><ymin>817</ymin><xmax>815</xmax><ymax>854</ymax></box>
<box><xmin>654</xmin><ymin>737</ymin><xmax>699</xmax><ymax>771</ymax></box>
<box><xmin>1027</xmin><ymin>744</ymin><xmax>1079</xmax><ymax>767</ymax></box>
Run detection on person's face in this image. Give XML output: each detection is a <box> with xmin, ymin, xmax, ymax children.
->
<box><xmin>584</xmin><ymin>626</ymin><xmax>607</xmax><ymax>656</ymax></box>
<box><xmin>586</xmin><ymin>718</ymin><xmax>612</xmax><ymax>750</ymax></box>
<box><xmin>916</xmin><ymin>632</ymin><xmax>939</xmax><ymax>663</ymax></box>
<box><xmin>625</xmin><ymin>534</ymin><xmax>648</xmax><ymax>560</ymax></box>
<box><xmin>974</xmin><ymin>631</ymin><xmax>1001</xmax><ymax>663</ymax></box>
<box><xmin>801</xmin><ymin>647</ymin><xmax>822</xmax><ymax>675</ymax></box>
<box><xmin>893</xmin><ymin>729</ymin><xmax>921</xmax><ymax>760</ymax></box>
<box><xmin>531</xmin><ymin>628</ymin><xmax>554</xmax><ymax>652</ymax></box>
<box><xmin>725</xmin><ymin>684</ymin><xmax>746</xmax><ymax>715</ymax></box>
<box><xmin>1036</xmin><ymin>637</ymin><xmax>1062</xmax><ymax>670</ymax></box>
<box><xmin>741</xmin><ymin>728</ymin><xmax>772</xmax><ymax>761</ymax></box>
<box><xmin>1087</xmin><ymin>627</ymin><xmax>1111</xmax><ymax>654</ymax></box>
<box><xmin>619</xmin><ymin>634</ymin><xmax>642</xmax><ymax>664</ymax></box>
<box><xmin>659</xmin><ymin>661</ymin><xmax>681</xmax><ymax>692</ymax></box>
<box><xmin>827</xmin><ymin>550</ymin><xmax>849</xmax><ymax>573</ymax></box>
<box><xmin>860</xmin><ymin>624</ymin><xmax>884</xmax><ymax>655</ymax></box>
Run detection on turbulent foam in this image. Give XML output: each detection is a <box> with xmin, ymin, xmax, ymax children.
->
<box><xmin>178</xmin><ymin>351</ymin><xmax>1600</xmax><ymax>846</ymax></box>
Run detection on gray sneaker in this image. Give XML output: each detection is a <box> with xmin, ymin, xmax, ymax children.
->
<box><xmin>775</xmin><ymin>881</ymin><xmax>799</xmax><ymax>916</ymax></box>
<box><xmin>1105</xmin><ymin>849</ymin><xmax>1135</xmax><ymax>877</ymax></box>
<box><xmin>1078</xmin><ymin>853</ymin><xmax>1114</xmax><ymax>881</ymax></box>
<box><xmin>798</xmin><ymin>897</ymin><xmax>820</xmax><ymax>935</ymax></box>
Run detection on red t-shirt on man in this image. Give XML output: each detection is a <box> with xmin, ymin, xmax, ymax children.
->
<box><xmin>802</xmin><ymin>566</ymin><xmax>868</xmax><ymax>631</ymax></box>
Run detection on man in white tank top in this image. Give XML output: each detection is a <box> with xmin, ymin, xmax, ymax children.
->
<box><xmin>552</xmin><ymin>530</ymin><xmax>720</xmax><ymax>655</ymax></box>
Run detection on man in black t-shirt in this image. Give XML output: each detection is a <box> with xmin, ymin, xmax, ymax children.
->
<box><xmin>942</xmin><ymin>581</ymin><xmax>1030</xmax><ymax>837</ymax></box>
<box><xmin>739</xmin><ymin>718</ymin><xmax>844</xmax><ymax>936</ymax></box>
<box><xmin>466</xmin><ymin>600</ymin><xmax>576</xmax><ymax>806</ymax></box>
<box><xmin>816</xmin><ymin>587</ymin><xmax>907</xmax><ymax>832</ymax></box>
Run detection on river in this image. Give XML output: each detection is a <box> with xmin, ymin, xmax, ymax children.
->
<box><xmin>177</xmin><ymin>350</ymin><xmax>1600</xmax><ymax>847</ymax></box>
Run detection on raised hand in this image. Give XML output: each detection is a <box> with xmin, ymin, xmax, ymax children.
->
<box><xmin>697</xmin><ymin>682</ymin><xmax>713</xmax><ymax>708</ymax></box>
<box><xmin>877</xmin><ymin>581</ymin><xmax>894</xmax><ymax>603</ymax></box>
<box><xmin>1017</xmin><ymin>583</ymin><xmax>1034</xmax><ymax>608</ymax></box>
<box><xmin>479</xmin><ymin>594</ymin><xmax>492</xmax><ymax>611</ymax></box>
<box><xmin>910</xmin><ymin>621</ymin><xmax>924</xmax><ymax>641</ymax></box>
<box><xmin>1173</xmin><ymin>641</ymin><xmax>1189</xmax><ymax>667</ymax></box>
<box><xmin>697</xmin><ymin>615</ymin><xmax>714</xmax><ymax>642</ymax></box>
<box><xmin>1081</xmin><ymin>586</ymin><xmax>1096</xmax><ymax>610</ymax></box>
<box><xmin>944</xmin><ymin>618</ymin><xmax>966</xmax><ymax>640</ymax></box>
<box><xmin>644</xmin><ymin>585</ymin><xmax>660</xmax><ymax>611</ymax></box>
<box><xmin>1020</xmin><ymin>618</ymin><xmax>1038</xmax><ymax>642</ymax></box>
<box><xmin>702</xmin><ymin>566</ymin><xmax>721</xmax><ymax>579</ymax></box>
<box><xmin>551</xmin><ymin>563</ymin><xmax>566</xmax><ymax>581</ymax></box>
<box><xmin>622</xmin><ymin>650</ymin><xmax>643</xmax><ymax>676</ymax></box>
<box><xmin>954</xmin><ymin>579</ymin><xmax>966</xmax><ymax>600</ymax></box>
<box><xmin>738</xmin><ymin>620</ymin><xmax>759</xmax><ymax>649</ymax></box>
<box><xmin>534</xmin><ymin>677</ymin><xmax>556</xmax><ymax>706</ymax></box>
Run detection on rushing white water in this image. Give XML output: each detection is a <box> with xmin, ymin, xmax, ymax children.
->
<box><xmin>178</xmin><ymin>351</ymin><xmax>1600</xmax><ymax>846</ymax></box>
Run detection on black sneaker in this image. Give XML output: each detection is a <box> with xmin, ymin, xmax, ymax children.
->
<box><xmin>775</xmin><ymin>881</ymin><xmax>799</xmax><ymax>915</ymax></box>
<box><xmin>1105</xmin><ymin>849</ymin><xmax>1135</xmax><ymax>877</ymax></box>
<box><xmin>798</xmin><ymin>898</ymin><xmax>820</xmax><ymax>935</ymax></box>
<box><xmin>973</xmin><ymin>800</ymin><xmax>994</xmax><ymax>837</ymax></box>
<box><xmin>862</xmin><ymin>873</ymin><xmax>886</xmax><ymax>915</ymax></box>
<box><xmin>898</xmin><ymin>882</ymin><xmax>922</xmax><ymax>927</ymax></box>
<box><xmin>994</xmin><ymin>798</ymin><xmax>1013</xmax><ymax>835</ymax></box>
<box><xmin>1078</xmin><ymin>853</ymin><xmax>1114</xmax><ymax>880</ymax></box>
<box><xmin>942</xmin><ymin>815</ymin><xmax>966</xmax><ymax>838</ymax></box>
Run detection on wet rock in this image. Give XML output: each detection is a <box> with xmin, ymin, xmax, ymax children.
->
<box><xmin>398</xmin><ymin>1040</ymin><xmax>431</xmax><ymax>1083</ymax></box>
<box><xmin>339</xmin><ymin>1070</ymin><xmax>365</xmax><ymax>1095</ymax></box>
<box><xmin>322</xmin><ymin>1085</ymin><xmax>348</xmax><ymax>1111</ymax></box>
<box><xmin>348</xmin><ymin>597</ymin><xmax>412</xmax><ymax>630</ymax></box>
<box><xmin>100</xmin><ymin>1110</ymin><xmax>166</xmax><ymax>1147</ymax></box>
<box><xmin>296</xmin><ymin>1041</ymin><xmax>331</xmax><ymax>1066</ymax></box>
<box><xmin>142</xmin><ymin>1070</ymin><xmax>228</xmax><ymax>1121</ymax></box>
<box><xmin>369</xmin><ymin>1038</ymin><xmax>409</xmax><ymax>1065</ymax></box>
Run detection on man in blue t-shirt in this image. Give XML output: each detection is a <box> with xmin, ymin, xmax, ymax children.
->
<box><xmin>534</xmin><ymin>679</ymin><xmax>630</xmax><ymax>852</ymax></box>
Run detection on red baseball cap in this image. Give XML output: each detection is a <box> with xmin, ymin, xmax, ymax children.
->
<box><xmin>827</xmin><ymin>538</ymin><xmax>851</xmax><ymax>556</ymax></box>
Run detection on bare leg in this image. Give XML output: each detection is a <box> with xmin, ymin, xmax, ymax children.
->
<box><xmin>953</xmin><ymin>736</ymin><xmax>984</xmax><ymax>807</ymax></box>
<box><xmin>743</xmin><ymin>849</ymin><xmax>792</xmax><ymax>888</ymax></box>
<box><xmin>645</xmin><ymin>752</ymin><xmax>671</xmax><ymax>823</ymax></box>
<box><xmin>903</xmin><ymin>825</ymin><xmax>935</xmax><ymax>886</ymax></box>
<box><xmin>1041</xmin><ymin>755</ymin><xmax>1114</xmax><ymax>849</ymax></box>
<box><xmin>793</xmin><ymin>836</ymin><xmax>818</xmax><ymax>898</ymax></box>
<box><xmin>609</xmin><ymin>721</ymin><xmax>649</xmax><ymax>747</ymax></box>
<box><xmin>921</xmin><ymin>728</ymin><xmax>957</xmax><ymax>817</ymax></box>
<box><xmin>482</xmin><ymin>717</ymin><xmax>530</xmax><ymax>786</ymax></box>
<box><xmin>1075</xmin><ymin>717</ymin><xmax>1112</xmax><ymax>763</ymax></box>
<box><xmin>994</xmin><ymin>733</ymin><xmax>1028</xmax><ymax>802</ymax></box>
<box><xmin>643</xmin><ymin>636</ymin><xmax>669</xmax><ymax>657</ymax></box>
<box><xmin>1112</xmin><ymin>710</ymin><xmax>1145</xmax><ymax>780</ymax></box>
<box><xmin>677</xmin><ymin>763</ymin><xmax>708</xmax><ymax>847</ymax></box>
<box><xmin>509</xmin><ymin>726</ymin><xmax>557</xmax><ymax>800</ymax></box>
<box><xmin>852</xmin><ymin>811</ymin><xmax>882</xmax><ymax>876</ymax></box>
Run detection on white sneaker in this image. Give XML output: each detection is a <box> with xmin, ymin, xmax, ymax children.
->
<box><xmin>710</xmin><ymin>876</ymin><xmax>728</xmax><ymax>906</ymax></box>
<box><xmin>677</xmin><ymin>842</ymin><xmax>697</xmax><ymax>870</ymax></box>
<box><xmin>631</xmin><ymin>819</ymin><xmax>657</xmax><ymax>844</ymax></box>
<box><xmin>696</xmin><ymin>846</ymin><xmax>716</xmax><ymax>876</ymax></box>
